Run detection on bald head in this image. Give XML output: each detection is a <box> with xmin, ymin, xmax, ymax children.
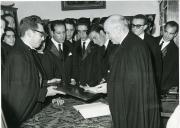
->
<box><xmin>104</xmin><ymin>15</ymin><xmax>129</xmax><ymax>44</ymax></box>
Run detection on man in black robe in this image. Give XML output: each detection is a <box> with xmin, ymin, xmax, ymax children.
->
<box><xmin>2</xmin><ymin>15</ymin><xmax>65</xmax><ymax>128</ymax></box>
<box><xmin>87</xmin><ymin>15</ymin><xmax>160</xmax><ymax>128</ymax></box>
<box><xmin>131</xmin><ymin>14</ymin><xmax>162</xmax><ymax>96</ymax></box>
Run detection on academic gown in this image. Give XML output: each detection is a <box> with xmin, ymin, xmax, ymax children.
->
<box><xmin>108</xmin><ymin>32</ymin><xmax>160</xmax><ymax>128</ymax></box>
<box><xmin>144</xmin><ymin>34</ymin><xmax>162</xmax><ymax>91</ymax></box>
<box><xmin>2</xmin><ymin>38</ymin><xmax>47</xmax><ymax>127</ymax></box>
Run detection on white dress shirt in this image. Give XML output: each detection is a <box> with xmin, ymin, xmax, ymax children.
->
<box><xmin>139</xmin><ymin>33</ymin><xmax>145</xmax><ymax>40</ymax></box>
<box><xmin>104</xmin><ymin>39</ymin><xmax>110</xmax><ymax>49</ymax></box>
<box><xmin>51</xmin><ymin>38</ymin><xmax>63</xmax><ymax>51</ymax></box>
<box><xmin>159</xmin><ymin>38</ymin><xmax>170</xmax><ymax>50</ymax></box>
<box><xmin>81</xmin><ymin>38</ymin><xmax>90</xmax><ymax>50</ymax></box>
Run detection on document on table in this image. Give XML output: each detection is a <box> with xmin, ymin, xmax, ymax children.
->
<box><xmin>73</xmin><ymin>102</ymin><xmax>110</xmax><ymax>119</ymax></box>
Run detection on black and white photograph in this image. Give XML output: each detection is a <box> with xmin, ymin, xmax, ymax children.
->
<box><xmin>1</xmin><ymin>0</ymin><xmax>179</xmax><ymax>128</ymax></box>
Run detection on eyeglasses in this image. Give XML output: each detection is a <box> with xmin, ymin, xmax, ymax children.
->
<box><xmin>33</xmin><ymin>29</ymin><xmax>48</xmax><ymax>38</ymax></box>
<box><xmin>131</xmin><ymin>24</ymin><xmax>145</xmax><ymax>29</ymax></box>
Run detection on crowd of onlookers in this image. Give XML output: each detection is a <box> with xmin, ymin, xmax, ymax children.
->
<box><xmin>1</xmin><ymin>14</ymin><xmax>178</xmax><ymax>94</ymax></box>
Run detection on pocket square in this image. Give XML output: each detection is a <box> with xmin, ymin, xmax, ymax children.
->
<box><xmin>68</xmin><ymin>52</ymin><xmax>72</xmax><ymax>56</ymax></box>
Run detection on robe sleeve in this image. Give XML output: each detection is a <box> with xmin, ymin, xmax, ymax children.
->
<box><xmin>2</xmin><ymin>51</ymin><xmax>45</xmax><ymax>124</ymax></box>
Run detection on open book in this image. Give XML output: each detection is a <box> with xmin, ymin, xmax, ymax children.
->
<box><xmin>73</xmin><ymin>102</ymin><xmax>110</xmax><ymax>119</ymax></box>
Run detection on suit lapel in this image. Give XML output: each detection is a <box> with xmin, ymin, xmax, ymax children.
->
<box><xmin>50</xmin><ymin>43</ymin><xmax>60</xmax><ymax>57</ymax></box>
<box><xmin>48</xmin><ymin>41</ymin><xmax>64</xmax><ymax>61</ymax></box>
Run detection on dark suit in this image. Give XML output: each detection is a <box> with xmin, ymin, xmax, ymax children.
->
<box><xmin>2</xmin><ymin>38</ymin><xmax>47</xmax><ymax>127</ymax></box>
<box><xmin>66</xmin><ymin>39</ymin><xmax>76</xmax><ymax>50</ymax></box>
<box><xmin>143</xmin><ymin>34</ymin><xmax>162</xmax><ymax>91</ymax></box>
<box><xmin>45</xmin><ymin>39</ymin><xmax>73</xmax><ymax>84</ymax></box>
<box><xmin>72</xmin><ymin>40</ymin><xmax>101</xmax><ymax>86</ymax></box>
<box><xmin>100</xmin><ymin>40</ymin><xmax>117</xmax><ymax>81</ymax></box>
<box><xmin>37</xmin><ymin>51</ymin><xmax>59</xmax><ymax>80</ymax></box>
<box><xmin>155</xmin><ymin>36</ymin><xmax>179</xmax><ymax>93</ymax></box>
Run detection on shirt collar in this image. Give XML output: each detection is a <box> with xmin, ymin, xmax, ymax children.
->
<box><xmin>139</xmin><ymin>33</ymin><xmax>145</xmax><ymax>40</ymax></box>
<box><xmin>81</xmin><ymin>38</ymin><xmax>90</xmax><ymax>49</ymax></box>
<box><xmin>104</xmin><ymin>39</ymin><xmax>110</xmax><ymax>49</ymax></box>
<box><xmin>69</xmin><ymin>39</ymin><xmax>73</xmax><ymax>43</ymax></box>
<box><xmin>160</xmin><ymin>38</ymin><xmax>170</xmax><ymax>50</ymax></box>
<box><xmin>51</xmin><ymin>38</ymin><xmax>63</xmax><ymax>50</ymax></box>
<box><xmin>160</xmin><ymin>38</ymin><xmax>170</xmax><ymax>45</ymax></box>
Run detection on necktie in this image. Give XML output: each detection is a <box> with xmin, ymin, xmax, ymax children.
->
<box><xmin>162</xmin><ymin>46</ymin><xmax>167</xmax><ymax>58</ymax></box>
<box><xmin>58</xmin><ymin>44</ymin><xmax>65</xmax><ymax>81</ymax></box>
<box><xmin>82</xmin><ymin>42</ymin><xmax>86</xmax><ymax>55</ymax></box>
<box><xmin>159</xmin><ymin>41</ymin><xmax>167</xmax><ymax>58</ymax></box>
<box><xmin>58</xmin><ymin>43</ymin><xmax>63</xmax><ymax>55</ymax></box>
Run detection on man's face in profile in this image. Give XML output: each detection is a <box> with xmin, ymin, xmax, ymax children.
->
<box><xmin>104</xmin><ymin>25</ymin><xmax>120</xmax><ymax>44</ymax></box>
<box><xmin>31</xmin><ymin>23</ymin><xmax>46</xmax><ymax>48</ymax></box>
<box><xmin>89</xmin><ymin>31</ymin><xmax>105</xmax><ymax>46</ymax></box>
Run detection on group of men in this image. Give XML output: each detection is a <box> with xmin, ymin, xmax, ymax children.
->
<box><xmin>1</xmin><ymin>13</ymin><xmax>179</xmax><ymax>128</ymax></box>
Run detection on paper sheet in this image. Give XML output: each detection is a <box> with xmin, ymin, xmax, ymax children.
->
<box><xmin>73</xmin><ymin>102</ymin><xmax>110</xmax><ymax>119</ymax></box>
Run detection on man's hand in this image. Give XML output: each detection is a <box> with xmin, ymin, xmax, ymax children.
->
<box><xmin>81</xmin><ymin>83</ymin><xmax>107</xmax><ymax>94</ymax></box>
<box><xmin>46</xmin><ymin>86</ymin><xmax>65</xmax><ymax>97</ymax></box>
<box><xmin>47</xmin><ymin>78</ymin><xmax>61</xmax><ymax>84</ymax></box>
<box><xmin>95</xmin><ymin>83</ymin><xmax>107</xmax><ymax>93</ymax></box>
<box><xmin>100</xmin><ymin>78</ymin><xmax>106</xmax><ymax>84</ymax></box>
<box><xmin>70</xmin><ymin>79</ymin><xmax>76</xmax><ymax>85</ymax></box>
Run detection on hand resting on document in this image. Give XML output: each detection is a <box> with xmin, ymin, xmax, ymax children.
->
<box><xmin>46</xmin><ymin>78</ymin><xmax>66</xmax><ymax>97</ymax></box>
<box><xmin>47</xmin><ymin>78</ymin><xmax>61</xmax><ymax>84</ymax></box>
<box><xmin>81</xmin><ymin>83</ymin><xmax>107</xmax><ymax>94</ymax></box>
<box><xmin>46</xmin><ymin>86</ymin><xmax>66</xmax><ymax>97</ymax></box>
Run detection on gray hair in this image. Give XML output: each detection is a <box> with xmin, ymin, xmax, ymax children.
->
<box><xmin>104</xmin><ymin>14</ymin><xmax>129</xmax><ymax>32</ymax></box>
